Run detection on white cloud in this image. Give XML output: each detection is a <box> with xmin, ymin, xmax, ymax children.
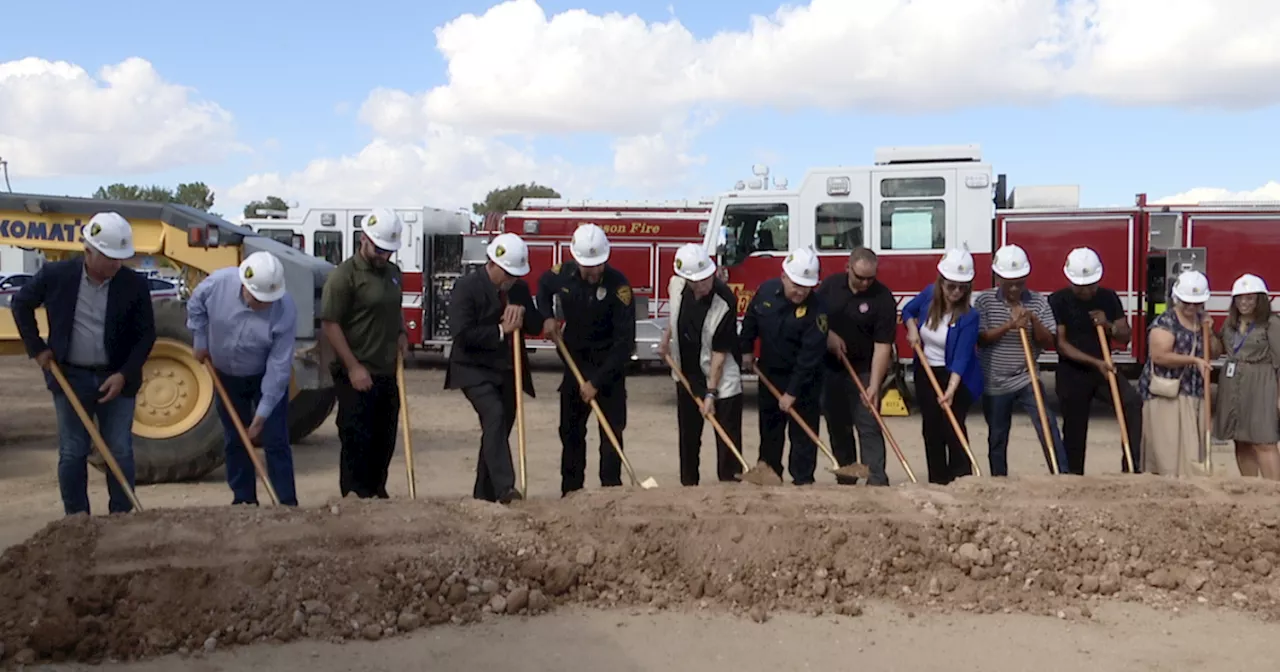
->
<box><xmin>225</xmin><ymin>126</ymin><xmax>601</xmax><ymax>217</ymax></box>
<box><xmin>1154</xmin><ymin>182</ymin><xmax>1280</xmax><ymax>205</ymax></box>
<box><xmin>0</xmin><ymin>57</ymin><xmax>240</xmax><ymax>179</ymax></box>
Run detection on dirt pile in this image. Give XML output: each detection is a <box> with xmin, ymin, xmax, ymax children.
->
<box><xmin>3</xmin><ymin>475</ymin><xmax>1280</xmax><ymax>666</ymax></box>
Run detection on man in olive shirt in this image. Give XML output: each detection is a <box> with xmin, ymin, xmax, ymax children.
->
<box><xmin>320</xmin><ymin>208</ymin><xmax>410</xmax><ymax>499</ymax></box>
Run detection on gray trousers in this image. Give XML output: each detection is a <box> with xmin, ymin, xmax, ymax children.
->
<box><xmin>822</xmin><ymin>369</ymin><xmax>888</xmax><ymax>485</ymax></box>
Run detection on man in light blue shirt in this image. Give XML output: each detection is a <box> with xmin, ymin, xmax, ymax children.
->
<box><xmin>187</xmin><ymin>251</ymin><xmax>299</xmax><ymax>506</ymax></box>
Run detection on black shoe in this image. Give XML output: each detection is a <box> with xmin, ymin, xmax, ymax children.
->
<box><xmin>499</xmin><ymin>489</ymin><xmax>523</xmax><ymax>504</ymax></box>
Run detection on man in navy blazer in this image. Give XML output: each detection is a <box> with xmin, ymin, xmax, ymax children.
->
<box><xmin>11</xmin><ymin>212</ymin><xmax>156</xmax><ymax>515</ymax></box>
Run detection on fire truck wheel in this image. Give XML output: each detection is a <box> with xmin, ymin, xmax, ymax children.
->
<box><xmin>89</xmin><ymin>300</ymin><xmax>225</xmax><ymax>484</ymax></box>
<box><xmin>288</xmin><ymin>387</ymin><xmax>338</xmax><ymax>443</ymax></box>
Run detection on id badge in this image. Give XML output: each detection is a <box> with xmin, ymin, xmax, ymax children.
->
<box><xmin>1225</xmin><ymin>361</ymin><xmax>1236</xmax><ymax>378</ymax></box>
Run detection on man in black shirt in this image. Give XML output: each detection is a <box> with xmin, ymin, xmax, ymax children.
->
<box><xmin>739</xmin><ymin>246</ymin><xmax>829</xmax><ymax>485</ymax></box>
<box><xmin>817</xmin><ymin>247</ymin><xmax>897</xmax><ymax>485</ymax></box>
<box><xmin>658</xmin><ymin>244</ymin><xmax>744</xmax><ymax>485</ymax></box>
<box><xmin>1049</xmin><ymin>247</ymin><xmax>1142</xmax><ymax>475</ymax></box>
<box><xmin>537</xmin><ymin>224</ymin><xmax>637</xmax><ymax>495</ymax></box>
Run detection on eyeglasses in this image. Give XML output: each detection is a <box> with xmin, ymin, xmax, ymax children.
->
<box><xmin>942</xmin><ymin>282</ymin><xmax>969</xmax><ymax>293</ymax></box>
<box><xmin>850</xmin><ymin>269</ymin><xmax>876</xmax><ymax>282</ymax></box>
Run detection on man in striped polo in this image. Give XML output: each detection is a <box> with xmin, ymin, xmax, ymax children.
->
<box><xmin>974</xmin><ymin>244</ymin><xmax>1068</xmax><ymax>476</ymax></box>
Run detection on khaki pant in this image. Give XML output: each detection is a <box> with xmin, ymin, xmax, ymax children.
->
<box><xmin>1141</xmin><ymin>395</ymin><xmax>1210</xmax><ymax>477</ymax></box>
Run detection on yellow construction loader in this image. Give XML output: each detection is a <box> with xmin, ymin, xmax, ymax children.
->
<box><xmin>0</xmin><ymin>193</ymin><xmax>336</xmax><ymax>483</ymax></box>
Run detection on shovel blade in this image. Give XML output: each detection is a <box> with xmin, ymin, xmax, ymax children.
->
<box><xmin>741</xmin><ymin>461</ymin><xmax>784</xmax><ymax>486</ymax></box>
<box><xmin>832</xmin><ymin>463</ymin><xmax>871</xmax><ymax>481</ymax></box>
<box><xmin>640</xmin><ymin>477</ymin><xmax>659</xmax><ymax>489</ymax></box>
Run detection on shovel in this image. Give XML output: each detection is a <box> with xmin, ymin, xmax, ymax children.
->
<box><xmin>1095</xmin><ymin>325</ymin><xmax>1135</xmax><ymax>473</ymax></box>
<box><xmin>514</xmin><ymin>332</ymin><xmax>528</xmax><ymax>497</ymax></box>
<box><xmin>48</xmin><ymin>361</ymin><xmax>144</xmax><ymax>512</ymax></box>
<box><xmin>1019</xmin><ymin>328</ymin><xmax>1060</xmax><ymax>475</ymax></box>
<box><xmin>663</xmin><ymin>353</ymin><xmax>780</xmax><ymax>486</ymax></box>
<box><xmin>396</xmin><ymin>352</ymin><xmax>418</xmax><ymax>499</ymax></box>
<box><xmin>754</xmin><ymin>366</ymin><xmax>870</xmax><ymax>481</ymax></box>
<box><xmin>206</xmin><ymin>361</ymin><xmax>280</xmax><ymax>506</ymax></box>
<box><xmin>554</xmin><ymin>336</ymin><xmax>658</xmax><ymax>489</ymax></box>
<box><xmin>837</xmin><ymin>352</ymin><xmax>917</xmax><ymax>484</ymax></box>
<box><xmin>911</xmin><ymin>343</ymin><xmax>982</xmax><ymax>477</ymax></box>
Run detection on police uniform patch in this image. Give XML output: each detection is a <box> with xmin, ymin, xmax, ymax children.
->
<box><xmin>817</xmin><ymin>314</ymin><xmax>828</xmax><ymax>333</ymax></box>
<box><xmin>795</xmin><ymin>305</ymin><xmax>807</xmax><ymax>318</ymax></box>
<box><xmin>617</xmin><ymin>285</ymin><xmax>633</xmax><ymax>306</ymax></box>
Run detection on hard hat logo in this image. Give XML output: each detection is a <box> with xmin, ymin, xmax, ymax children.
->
<box><xmin>495</xmin><ymin>245</ymin><xmax>506</xmax><ymax>257</ymax></box>
<box><xmin>958</xmin><ymin>264</ymin><xmax>967</xmax><ymax>272</ymax></box>
<box><xmin>675</xmin><ymin>258</ymin><xmax>683</xmax><ymax>269</ymax></box>
<box><xmin>244</xmin><ymin>267</ymin><xmax>255</xmax><ymax>279</ymax></box>
<box><xmin>367</xmin><ymin>215</ymin><xmax>378</xmax><ymax>227</ymax></box>
<box><xmin>589</xmin><ymin>247</ymin><xmax>597</xmax><ymax>256</ymax></box>
<box><xmin>90</xmin><ymin>223</ymin><xmax>101</xmax><ymax>237</ymax></box>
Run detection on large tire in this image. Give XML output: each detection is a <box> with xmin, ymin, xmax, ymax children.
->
<box><xmin>90</xmin><ymin>300</ymin><xmax>224</xmax><ymax>484</ymax></box>
<box><xmin>288</xmin><ymin>386</ymin><xmax>337</xmax><ymax>443</ymax></box>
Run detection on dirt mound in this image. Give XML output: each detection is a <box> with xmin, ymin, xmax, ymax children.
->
<box><xmin>3</xmin><ymin>475</ymin><xmax>1280</xmax><ymax>666</ymax></box>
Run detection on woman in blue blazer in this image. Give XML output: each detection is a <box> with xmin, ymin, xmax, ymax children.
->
<box><xmin>901</xmin><ymin>249</ymin><xmax>984</xmax><ymax>484</ymax></box>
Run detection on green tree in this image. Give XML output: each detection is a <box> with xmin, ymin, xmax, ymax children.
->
<box><xmin>243</xmin><ymin>196</ymin><xmax>291</xmax><ymax>219</ymax></box>
<box><xmin>93</xmin><ymin>182</ymin><xmax>217</xmax><ymax>213</ymax></box>
<box><xmin>472</xmin><ymin>183</ymin><xmax>561</xmax><ymax>215</ymax></box>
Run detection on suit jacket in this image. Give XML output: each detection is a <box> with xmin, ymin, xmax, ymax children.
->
<box><xmin>444</xmin><ymin>268</ymin><xmax>544</xmax><ymax>396</ymax></box>
<box><xmin>11</xmin><ymin>259</ymin><xmax>157</xmax><ymax>397</ymax></box>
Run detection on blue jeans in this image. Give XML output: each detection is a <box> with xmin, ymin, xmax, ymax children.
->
<box><xmin>213</xmin><ymin>369</ymin><xmax>297</xmax><ymax>506</ymax></box>
<box><xmin>982</xmin><ymin>383</ymin><xmax>1069</xmax><ymax>476</ymax></box>
<box><xmin>51</xmin><ymin>365</ymin><xmax>137</xmax><ymax>515</ymax></box>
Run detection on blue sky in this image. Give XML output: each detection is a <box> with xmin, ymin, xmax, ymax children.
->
<box><xmin>2</xmin><ymin>0</ymin><xmax>1278</xmax><ymax>218</ymax></box>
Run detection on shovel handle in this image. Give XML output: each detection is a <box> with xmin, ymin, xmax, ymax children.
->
<box><xmin>753</xmin><ymin>366</ymin><xmax>840</xmax><ymax>471</ymax></box>
<box><xmin>206</xmin><ymin>361</ymin><xmax>280</xmax><ymax>506</ymax></box>
<box><xmin>396</xmin><ymin>353</ymin><xmax>417</xmax><ymax>499</ymax></box>
<box><xmin>911</xmin><ymin>343</ymin><xmax>981</xmax><ymax>477</ymax></box>
<box><xmin>1202</xmin><ymin>322</ymin><xmax>1213</xmax><ymax>475</ymax></box>
<box><xmin>553</xmin><ymin>336</ymin><xmax>641</xmax><ymax>486</ymax></box>
<box><xmin>1095</xmin><ymin>325</ymin><xmax>1135</xmax><ymax>473</ymax></box>
<box><xmin>663</xmin><ymin>353</ymin><xmax>750</xmax><ymax>472</ymax></box>
<box><xmin>513</xmin><ymin>332</ymin><xmax>528</xmax><ymax>497</ymax></box>
<box><xmin>838</xmin><ymin>353</ymin><xmax>917</xmax><ymax>484</ymax></box>
<box><xmin>1019</xmin><ymin>328</ymin><xmax>1060</xmax><ymax>475</ymax></box>
<box><xmin>47</xmin><ymin>361</ymin><xmax>143</xmax><ymax>512</ymax></box>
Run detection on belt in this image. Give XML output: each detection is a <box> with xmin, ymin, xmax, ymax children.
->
<box><xmin>63</xmin><ymin>363</ymin><xmax>113</xmax><ymax>375</ymax></box>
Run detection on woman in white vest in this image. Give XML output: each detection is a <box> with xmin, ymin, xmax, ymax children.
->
<box><xmin>658</xmin><ymin>243</ymin><xmax>745</xmax><ymax>485</ymax></box>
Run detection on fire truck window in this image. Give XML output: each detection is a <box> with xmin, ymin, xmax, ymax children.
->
<box><xmin>815</xmin><ymin>203</ymin><xmax>865</xmax><ymax>250</ymax></box>
<box><xmin>314</xmin><ymin>231</ymin><xmax>343</xmax><ymax>265</ymax></box>
<box><xmin>257</xmin><ymin>228</ymin><xmax>296</xmax><ymax>247</ymax></box>
<box><xmin>353</xmin><ymin>215</ymin><xmax>364</xmax><ymax>228</ymax></box>
<box><xmin>880</xmin><ymin>177</ymin><xmax>946</xmax><ymax>198</ymax></box>
<box><xmin>880</xmin><ymin>200</ymin><xmax>945</xmax><ymax>250</ymax></box>
<box><xmin>719</xmin><ymin>203</ymin><xmax>790</xmax><ymax>267</ymax></box>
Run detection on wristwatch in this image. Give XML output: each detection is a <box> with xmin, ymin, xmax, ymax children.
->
<box><xmin>704</xmin><ymin>390</ymin><xmax>718</xmax><ymax>402</ymax></box>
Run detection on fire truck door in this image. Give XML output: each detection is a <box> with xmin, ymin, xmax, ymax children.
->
<box><xmin>712</xmin><ymin>195</ymin><xmax>800</xmax><ymax>297</ymax></box>
<box><xmin>870</xmin><ymin>169</ymin><xmax>955</xmax><ymax>254</ymax></box>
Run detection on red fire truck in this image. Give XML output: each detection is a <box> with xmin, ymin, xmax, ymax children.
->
<box><xmin>695</xmin><ymin>143</ymin><xmax>1280</xmax><ymax>382</ymax></box>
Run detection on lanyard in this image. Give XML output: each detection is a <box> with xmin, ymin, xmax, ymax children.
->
<box><xmin>1232</xmin><ymin>322</ymin><xmax>1256</xmax><ymax>356</ymax></box>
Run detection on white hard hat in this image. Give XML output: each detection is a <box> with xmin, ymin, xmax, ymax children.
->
<box><xmin>486</xmin><ymin>232</ymin><xmax>531</xmax><ymax>276</ymax></box>
<box><xmin>1172</xmin><ymin>270</ymin><xmax>1210</xmax><ymax>304</ymax></box>
<box><xmin>782</xmin><ymin>246</ymin><xmax>820</xmax><ymax>287</ymax></box>
<box><xmin>1231</xmin><ymin>273</ymin><xmax>1268</xmax><ymax>297</ymax></box>
<box><xmin>936</xmin><ymin>249</ymin><xmax>975</xmax><ymax>283</ymax></box>
<box><xmin>1063</xmin><ymin>247</ymin><xmax>1103</xmax><ymax>286</ymax></box>
<box><xmin>570</xmin><ymin>223</ymin><xmax>610</xmax><ymax>267</ymax></box>
<box><xmin>363</xmin><ymin>207</ymin><xmax>404</xmax><ymax>252</ymax></box>
<box><xmin>83</xmin><ymin>212</ymin><xmax>135</xmax><ymax>260</ymax></box>
<box><xmin>673</xmin><ymin>243</ymin><xmax>716</xmax><ymax>281</ymax></box>
<box><xmin>992</xmin><ymin>244</ymin><xmax>1031</xmax><ymax>280</ymax></box>
<box><xmin>239</xmin><ymin>251</ymin><xmax>287</xmax><ymax>302</ymax></box>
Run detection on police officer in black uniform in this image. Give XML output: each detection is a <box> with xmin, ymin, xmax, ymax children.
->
<box><xmin>445</xmin><ymin>233</ymin><xmax>544</xmax><ymax>504</ymax></box>
<box><xmin>537</xmin><ymin>223</ymin><xmax>637</xmax><ymax>495</ymax></box>
<box><xmin>739</xmin><ymin>246</ymin><xmax>829</xmax><ymax>485</ymax></box>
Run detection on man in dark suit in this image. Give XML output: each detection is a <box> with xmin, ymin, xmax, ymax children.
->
<box><xmin>11</xmin><ymin>212</ymin><xmax>156</xmax><ymax>515</ymax></box>
<box><xmin>445</xmin><ymin>232</ymin><xmax>544</xmax><ymax>504</ymax></box>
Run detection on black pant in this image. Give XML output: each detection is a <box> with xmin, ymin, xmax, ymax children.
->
<box><xmin>914</xmin><ymin>362</ymin><xmax>974</xmax><ymax>485</ymax></box>
<box><xmin>1056</xmin><ymin>368</ymin><xmax>1143</xmax><ymax>475</ymax></box>
<box><xmin>758</xmin><ymin>370</ymin><xmax>820</xmax><ymax>485</ymax></box>
<box><xmin>560</xmin><ymin>375</ymin><xmax>626</xmax><ymax>494</ymax></box>
<box><xmin>675</xmin><ymin>385</ymin><xmax>744</xmax><ymax>485</ymax></box>
<box><xmin>823</xmin><ymin>369</ymin><xmax>888</xmax><ymax>485</ymax></box>
<box><xmin>463</xmin><ymin>379</ymin><xmax>518</xmax><ymax>502</ymax></box>
<box><xmin>335</xmin><ymin>370</ymin><xmax>400</xmax><ymax>498</ymax></box>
